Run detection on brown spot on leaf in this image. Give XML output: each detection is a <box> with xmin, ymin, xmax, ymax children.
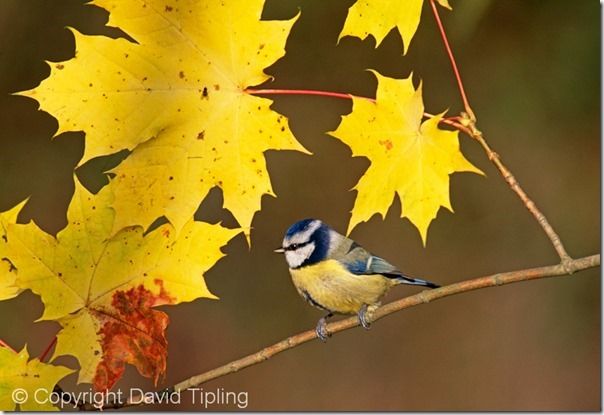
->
<box><xmin>213</xmin><ymin>84</ymin><xmax>220</xmax><ymax>91</ymax></box>
<box><xmin>55</xmin><ymin>64</ymin><xmax>64</xmax><ymax>70</ymax></box>
<box><xmin>165</xmin><ymin>5</ymin><xmax>173</xmax><ymax>12</ymax></box>
<box><xmin>162</xmin><ymin>228</ymin><xmax>170</xmax><ymax>238</ymax></box>
<box><xmin>379</xmin><ymin>139</ymin><xmax>393</xmax><ymax>151</ymax></box>
<box><xmin>153</xmin><ymin>279</ymin><xmax>175</xmax><ymax>305</ymax></box>
<box><xmin>1</xmin><ymin>258</ymin><xmax>15</xmax><ymax>272</ymax></box>
<box><xmin>197</xmin><ymin>131</ymin><xmax>205</xmax><ymax>140</ymax></box>
<box><xmin>179</xmin><ymin>70</ymin><xmax>185</xmax><ymax>79</ymax></box>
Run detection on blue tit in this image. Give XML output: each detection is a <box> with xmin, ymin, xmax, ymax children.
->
<box><xmin>275</xmin><ymin>218</ymin><xmax>439</xmax><ymax>341</ymax></box>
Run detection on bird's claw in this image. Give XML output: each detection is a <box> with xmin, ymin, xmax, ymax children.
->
<box><xmin>316</xmin><ymin>315</ymin><xmax>332</xmax><ymax>342</ymax></box>
<box><xmin>358</xmin><ymin>304</ymin><xmax>372</xmax><ymax>330</ymax></box>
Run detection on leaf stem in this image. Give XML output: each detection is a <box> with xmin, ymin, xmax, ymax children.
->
<box><xmin>39</xmin><ymin>336</ymin><xmax>57</xmax><ymax>362</ymax></box>
<box><xmin>245</xmin><ymin>88</ymin><xmax>461</xmax><ymax>128</ymax></box>
<box><xmin>0</xmin><ymin>338</ymin><xmax>16</xmax><ymax>352</ymax></box>
<box><xmin>245</xmin><ymin>88</ymin><xmax>358</xmax><ymax>101</ymax></box>
<box><xmin>428</xmin><ymin>0</ymin><xmax>475</xmax><ymax>120</ymax></box>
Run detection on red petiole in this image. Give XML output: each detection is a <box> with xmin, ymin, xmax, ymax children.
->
<box><xmin>245</xmin><ymin>88</ymin><xmax>468</xmax><ymax>132</ymax></box>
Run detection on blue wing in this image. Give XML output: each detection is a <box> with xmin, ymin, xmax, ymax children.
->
<box><xmin>344</xmin><ymin>254</ymin><xmax>398</xmax><ymax>275</ymax></box>
<box><xmin>339</xmin><ymin>243</ymin><xmax>398</xmax><ymax>275</ymax></box>
<box><xmin>325</xmin><ymin>229</ymin><xmax>439</xmax><ymax>288</ymax></box>
<box><xmin>342</xmin><ymin>245</ymin><xmax>439</xmax><ymax>288</ymax></box>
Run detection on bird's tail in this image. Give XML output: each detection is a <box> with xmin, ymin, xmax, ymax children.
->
<box><xmin>391</xmin><ymin>273</ymin><xmax>440</xmax><ymax>288</ymax></box>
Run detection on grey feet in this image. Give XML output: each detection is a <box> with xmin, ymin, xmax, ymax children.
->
<box><xmin>358</xmin><ymin>304</ymin><xmax>371</xmax><ymax>330</ymax></box>
<box><xmin>316</xmin><ymin>306</ymin><xmax>375</xmax><ymax>342</ymax></box>
<box><xmin>316</xmin><ymin>313</ymin><xmax>333</xmax><ymax>342</ymax></box>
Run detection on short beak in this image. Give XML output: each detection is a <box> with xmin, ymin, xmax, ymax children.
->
<box><xmin>274</xmin><ymin>247</ymin><xmax>285</xmax><ymax>253</ymax></box>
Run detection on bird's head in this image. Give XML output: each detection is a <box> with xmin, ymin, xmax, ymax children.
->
<box><xmin>275</xmin><ymin>218</ymin><xmax>330</xmax><ymax>269</ymax></box>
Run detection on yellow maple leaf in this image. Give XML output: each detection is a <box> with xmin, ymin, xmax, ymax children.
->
<box><xmin>21</xmin><ymin>0</ymin><xmax>308</xmax><ymax>240</ymax></box>
<box><xmin>0</xmin><ymin>201</ymin><xmax>26</xmax><ymax>301</ymax></box>
<box><xmin>0</xmin><ymin>346</ymin><xmax>73</xmax><ymax>411</ymax></box>
<box><xmin>5</xmin><ymin>179</ymin><xmax>240</xmax><ymax>390</ymax></box>
<box><xmin>339</xmin><ymin>0</ymin><xmax>451</xmax><ymax>54</ymax></box>
<box><xmin>329</xmin><ymin>71</ymin><xmax>482</xmax><ymax>244</ymax></box>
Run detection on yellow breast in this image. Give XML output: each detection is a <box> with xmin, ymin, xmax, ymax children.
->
<box><xmin>289</xmin><ymin>260</ymin><xmax>395</xmax><ymax>315</ymax></box>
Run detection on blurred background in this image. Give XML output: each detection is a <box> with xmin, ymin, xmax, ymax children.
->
<box><xmin>0</xmin><ymin>0</ymin><xmax>599</xmax><ymax>411</ymax></box>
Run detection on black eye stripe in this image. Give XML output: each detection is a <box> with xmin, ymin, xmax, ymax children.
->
<box><xmin>285</xmin><ymin>240</ymin><xmax>311</xmax><ymax>251</ymax></box>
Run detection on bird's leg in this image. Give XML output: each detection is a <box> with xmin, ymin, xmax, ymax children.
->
<box><xmin>316</xmin><ymin>312</ymin><xmax>333</xmax><ymax>342</ymax></box>
<box><xmin>358</xmin><ymin>304</ymin><xmax>371</xmax><ymax>330</ymax></box>
<box><xmin>358</xmin><ymin>303</ymin><xmax>378</xmax><ymax>330</ymax></box>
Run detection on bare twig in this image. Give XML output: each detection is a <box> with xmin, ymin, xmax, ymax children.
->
<box><xmin>464</xmin><ymin>120</ymin><xmax>573</xmax><ymax>266</ymax></box>
<box><xmin>101</xmin><ymin>254</ymin><xmax>598</xmax><ymax>410</ymax></box>
<box><xmin>427</xmin><ymin>1</ymin><xmax>573</xmax><ymax>265</ymax></box>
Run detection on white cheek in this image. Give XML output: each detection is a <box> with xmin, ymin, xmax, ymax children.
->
<box><xmin>285</xmin><ymin>243</ymin><xmax>315</xmax><ymax>268</ymax></box>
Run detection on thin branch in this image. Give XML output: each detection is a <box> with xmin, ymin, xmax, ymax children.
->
<box><xmin>465</xmin><ymin>122</ymin><xmax>573</xmax><ymax>266</ymax></box>
<box><xmin>425</xmin><ymin>2</ymin><xmax>573</xmax><ymax>264</ymax></box>
<box><xmin>102</xmin><ymin>254</ymin><xmax>599</xmax><ymax>410</ymax></box>
<box><xmin>429</xmin><ymin>0</ymin><xmax>475</xmax><ymax>120</ymax></box>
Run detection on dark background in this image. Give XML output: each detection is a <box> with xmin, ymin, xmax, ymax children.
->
<box><xmin>0</xmin><ymin>0</ymin><xmax>600</xmax><ymax>411</ymax></box>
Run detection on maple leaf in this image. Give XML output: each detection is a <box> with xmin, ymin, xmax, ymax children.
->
<box><xmin>329</xmin><ymin>71</ymin><xmax>482</xmax><ymax>244</ymax></box>
<box><xmin>339</xmin><ymin>0</ymin><xmax>451</xmax><ymax>54</ymax></box>
<box><xmin>0</xmin><ymin>201</ymin><xmax>26</xmax><ymax>301</ymax></box>
<box><xmin>0</xmin><ymin>346</ymin><xmax>73</xmax><ymax>411</ymax></box>
<box><xmin>21</xmin><ymin>0</ymin><xmax>308</xmax><ymax>240</ymax></box>
<box><xmin>5</xmin><ymin>179</ymin><xmax>240</xmax><ymax>390</ymax></box>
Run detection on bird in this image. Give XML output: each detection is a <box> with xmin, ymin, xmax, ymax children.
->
<box><xmin>275</xmin><ymin>218</ymin><xmax>440</xmax><ymax>341</ymax></box>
